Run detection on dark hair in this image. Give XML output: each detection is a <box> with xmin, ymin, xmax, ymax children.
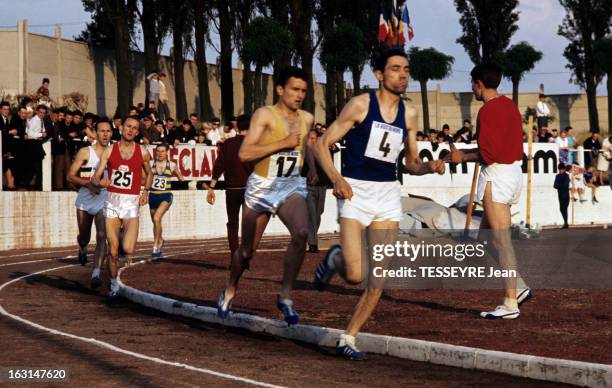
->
<box><xmin>51</xmin><ymin>108</ymin><xmax>60</xmax><ymax>114</ymax></box>
<box><xmin>558</xmin><ymin>163</ymin><xmax>566</xmax><ymax>170</ymax></box>
<box><xmin>1</xmin><ymin>101</ymin><xmax>10</xmax><ymax>108</ymax></box>
<box><xmin>143</xmin><ymin>116</ymin><xmax>152</xmax><ymax>121</ymax></box>
<box><xmin>96</xmin><ymin>117</ymin><xmax>111</xmax><ymax>130</ymax></box>
<box><xmin>189</xmin><ymin>113</ymin><xmax>198</xmax><ymax>118</ymax></box>
<box><xmin>36</xmin><ymin>104</ymin><xmax>48</xmax><ymax>112</ymax></box>
<box><xmin>129</xmin><ymin>106</ymin><xmax>138</xmax><ymax>112</ymax></box>
<box><xmin>113</xmin><ymin>113</ymin><xmax>122</xmax><ymax>120</ymax></box>
<box><xmin>182</xmin><ymin>119</ymin><xmax>191</xmax><ymax>125</ymax></box>
<box><xmin>166</xmin><ymin>117</ymin><xmax>175</xmax><ymax>122</ymax></box>
<box><xmin>211</xmin><ymin>117</ymin><xmax>220</xmax><ymax>123</ymax></box>
<box><xmin>73</xmin><ymin>110</ymin><xmax>83</xmax><ymax>117</ymax></box>
<box><xmin>42</xmin><ymin>78</ymin><xmax>49</xmax><ymax>84</ymax></box>
<box><xmin>442</xmin><ymin>123</ymin><xmax>450</xmax><ymax>130</ymax></box>
<box><xmin>154</xmin><ymin>120</ymin><xmax>164</xmax><ymax>126</ymax></box>
<box><xmin>463</xmin><ymin>119</ymin><xmax>471</xmax><ymax>124</ymax></box>
<box><xmin>65</xmin><ymin>110</ymin><xmax>73</xmax><ymax>116</ymax></box>
<box><xmin>564</xmin><ymin>126</ymin><xmax>573</xmax><ymax>132</ymax></box>
<box><xmin>159</xmin><ymin>72</ymin><xmax>166</xmax><ymax>77</ymax></box>
<box><xmin>373</xmin><ymin>48</ymin><xmax>408</xmax><ymax>72</ymax></box>
<box><xmin>539</xmin><ymin>93</ymin><xmax>546</xmax><ymax>99</ymax></box>
<box><xmin>84</xmin><ymin>112</ymin><xmax>95</xmax><ymax>120</ymax></box>
<box><xmin>275</xmin><ymin>66</ymin><xmax>308</xmax><ymax>87</ymax></box>
<box><xmin>156</xmin><ymin>143</ymin><xmax>169</xmax><ymax>150</ymax></box>
<box><xmin>237</xmin><ymin>114</ymin><xmax>251</xmax><ymax>131</ymax></box>
<box><xmin>470</xmin><ymin>62</ymin><xmax>502</xmax><ymax>89</ymax></box>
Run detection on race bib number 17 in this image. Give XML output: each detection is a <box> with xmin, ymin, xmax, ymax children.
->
<box><xmin>364</xmin><ymin>121</ymin><xmax>404</xmax><ymax>163</ymax></box>
<box><xmin>268</xmin><ymin>151</ymin><xmax>302</xmax><ymax>178</ymax></box>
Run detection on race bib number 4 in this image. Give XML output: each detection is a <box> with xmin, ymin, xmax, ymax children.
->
<box><xmin>364</xmin><ymin>121</ymin><xmax>404</xmax><ymax>163</ymax></box>
<box><xmin>111</xmin><ymin>170</ymin><xmax>133</xmax><ymax>189</ymax></box>
<box><xmin>152</xmin><ymin>176</ymin><xmax>167</xmax><ymax>191</ymax></box>
<box><xmin>268</xmin><ymin>151</ymin><xmax>302</xmax><ymax>178</ymax></box>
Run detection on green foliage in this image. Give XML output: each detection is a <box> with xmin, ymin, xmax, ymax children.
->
<box><xmin>558</xmin><ymin>0</ymin><xmax>611</xmax><ymax>88</ymax></box>
<box><xmin>594</xmin><ymin>37</ymin><xmax>612</xmax><ymax>74</ymax></box>
<box><xmin>501</xmin><ymin>42</ymin><xmax>543</xmax><ymax>81</ymax></box>
<box><xmin>454</xmin><ymin>0</ymin><xmax>519</xmax><ymax>64</ymax></box>
<box><xmin>75</xmin><ymin>0</ymin><xmax>138</xmax><ymax>48</ymax></box>
<box><xmin>320</xmin><ymin>22</ymin><xmax>368</xmax><ymax>72</ymax></box>
<box><xmin>408</xmin><ymin>47</ymin><xmax>455</xmax><ymax>82</ymax></box>
<box><xmin>240</xmin><ymin>16</ymin><xmax>292</xmax><ymax>68</ymax></box>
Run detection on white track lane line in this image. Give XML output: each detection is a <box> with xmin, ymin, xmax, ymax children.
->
<box><xmin>0</xmin><ymin>240</ymin><xmax>231</xmax><ymax>268</ymax></box>
<box><xmin>0</xmin><ymin>250</ymin><xmax>284</xmax><ymax>388</ymax></box>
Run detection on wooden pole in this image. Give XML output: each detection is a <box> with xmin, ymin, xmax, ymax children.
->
<box><xmin>464</xmin><ymin>163</ymin><xmax>480</xmax><ymax>237</ymax></box>
<box><xmin>526</xmin><ymin>115</ymin><xmax>534</xmax><ymax>228</ymax></box>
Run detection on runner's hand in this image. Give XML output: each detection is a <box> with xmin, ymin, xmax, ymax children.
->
<box><xmin>446</xmin><ymin>142</ymin><xmax>464</xmax><ymax>164</ymax></box>
<box><xmin>429</xmin><ymin>160</ymin><xmax>446</xmax><ymax>175</ymax></box>
<box><xmin>139</xmin><ymin>191</ymin><xmax>148</xmax><ymax>206</ymax></box>
<box><xmin>307</xmin><ymin>169</ymin><xmax>319</xmax><ymax>186</ymax></box>
<box><xmin>284</xmin><ymin>128</ymin><xmax>301</xmax><ymax>149</ymax></box>
<box><xmin>86</xmin><ymin>181</ymin><xmax>100</xmax><ymax>195</ymax></box>
<box><xmin>333</xmin><ymin>177</ymin><xmax>353</xmax><ymax>200</ymax></box>
<box><xmin>206</xmin><ymin>188</ymin><xmax>215</xmax><ymax>205</ymax></box>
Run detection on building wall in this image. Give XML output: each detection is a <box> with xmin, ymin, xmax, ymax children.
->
<box><xmin>0</xmin><ymin>30</ymin><xmax>19</xmax><ymax>95</ymax></box>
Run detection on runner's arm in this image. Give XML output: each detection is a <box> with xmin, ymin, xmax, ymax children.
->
<box><xmin>91</xmin><ymin>146</ymin><xmax>112</xmax><ymax>188</ymax></box>
<box><xmin>403</xmin><ymin>106</ymin><xmax>445</xmax><ymax>175</ymax></box>
<box><xmin>238</xmin><ymin>107</ymin><xmax>297</xmax><ymax>162</ymax></box>
<box><xmin>67</xmin><ymin>147</ymin><xmax>92</xmax><ymax>188</ymax></box>
<box><xmin>142</xmin><ymin>148</ymin><xmax>153</xmax><ymax>190</ymax></box>
<box><xmin>314</xmin><ymin>95</ymin><xmax>368</xmax><ymax>184</ymax></box>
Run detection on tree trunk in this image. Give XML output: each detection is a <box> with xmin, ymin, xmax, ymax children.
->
<box><xmin>607</xmin><ymin>73</ymin><xmax>612</xmax><ymax>135</ymax></box>
<box><xmin>586</xmin><ymin>75</ymin><xmax>600</xmax><ymax>133</ymax></box>
<box><xmin>111</xmin><ymin>0</ymin><xmax>133</xmax><ymax>117</ymax></box>
<box><xmin>194</xmin><ymin>0</ymin><xmax>214</xmax><ymax>120</ymax></box>
<box><xmin>419</xmin><ymin>79</ymin><xmax>430</xmax><ymax>131</ymax></box>
<box><xmin>351</xmin><ymin>66</ymin><xmax>362</xmax><ymax>96</ymax></box>
<box><xmin>270</xmin><ymin>0</ymin><xmax>290</xmax><ymax>104</ymax></box>
<box><xmin>141</xmin><ymin>0</ymin><xmax>158</xmax><ymax>105</ymax></box>
<box><xmin>254</xmin><ymin>65</ymin><xmax>263</xmax><ymax>109</ymax></box>
<box><xmin>218</xmin><ymin>0</ymin><xmax>234</xmax><ymax>120</ymax></box>
<box><xmin>242</xmin><ymin>60</ymin><xmax>253</xmax><ymax>115</ymax></box>
<box><xmin>172</xmin><ymin>22</ymin><xmax>187</xmax><ymax>120</ymax></box>
<box><xmin>290</xmin><ymin>0</ymin><xmax>314</xmax><ymax>113</ymax></box>
<box><xmin>324</xmin><ymin>66</ymin><xmax>336</xmax><ymax>125</ymax></box>
<box><xmin>512</xmin><ymin>77</ymin><xmax>520</xmax><ymax>106</ymax></box>
<box><xmin>335</xmin><ymin>70</ymin><xmax>345</xmax><ymax>114</ymax></box>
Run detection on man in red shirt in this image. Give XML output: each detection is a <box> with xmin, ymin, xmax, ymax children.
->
<box><xmin>206</xmin><ymin>114</ymin><xmax>257</xmax><ymax>263</ymax></box>
<box><xmin>93</xmin><ymin>117</ymin><xmax>153</xmax><ymax>300</ymax></box>
<box><xmin>449</xmin><ymin>62</ymin><xmax>531</xmax><ymax>320</ymax></box>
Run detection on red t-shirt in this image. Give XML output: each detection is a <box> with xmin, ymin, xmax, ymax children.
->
<box><xmin>476</xmin><ymin>95</ymin><xmax>523</xmax><ymax>165</ymax></box>
<box><xmin>107</xmin><ymin>142</ymin><xmax>144</xmax><ymax>195</ymax></box>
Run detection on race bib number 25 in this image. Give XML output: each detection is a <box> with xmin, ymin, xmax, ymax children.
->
<box><xmin>268</xmin><ymin>151</ymin><xmax>301</xmax><ymax>178</ymax></box>
<box><xmin>111</xmin><ymin>170</ymin><xmax>133</xmax><ymax>189</ymax></box>
<box><xmin>364</xmin><ymin>121</ymin><xmax>404</xmax><ymax>163</ymax></box>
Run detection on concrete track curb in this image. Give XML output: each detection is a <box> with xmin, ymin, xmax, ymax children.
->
<box><xmin>117</xmin><ymin>264</ymin><xmax>611</xmax><ymax>387</ymax></box>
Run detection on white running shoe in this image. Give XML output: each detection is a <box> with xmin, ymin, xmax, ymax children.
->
<box><xmin>480</xmin><ymin>305</ymin><xmax>520</xmax><ymax>320</ymax></box>
<box><xmin>516</xmin><ymin>288</ymin><xmax>532</xmax><ymax>306</ymax></box>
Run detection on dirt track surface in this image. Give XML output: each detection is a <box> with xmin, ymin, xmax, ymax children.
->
<box><xmin>0</xmin><ymin>239</ymin><xmax>568</xmax><ymax>387</ymax></box>
<box><xmin>122</xmin><ymin>231</ymin><xmax>612</xmax><ymax>365</ymax></box>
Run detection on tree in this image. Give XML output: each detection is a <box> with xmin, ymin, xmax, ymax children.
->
<box><xmin>265</xmin><ymin>0</ymin><xmax>292</xmax><ymax>100</ymax></box>
<box><xmin>559</xmin><ymin>0</ymin><xmax>612</xmax><ymax>133</ymax></box>
<box><xmin>289</xmin><ymin>0</ymin><xmax>316</xmax><ymax>112</ymax></box>
<box><xmin>167</xmin><ymin>1</ymin><xmax>193</xmax><ymax>120</ymax></box>
<box><xmin>408</xmin><ymin>47</ymin><xmax>455</xmax><ymax>131</ymax></box>
<box><xmin>594</xmin><ymin>37</ymin><xmax>612</xmax><ymax>132</ymax></box>
<box><xmin>77</xmin><ymin>0</ymin><xmax>137</xmax><ymax>116</ymax></box>
<box><xmin>138</xmin><ymin>0</ymin><xmax>170</xmax><ymax>104</ymax></box>
<box><xmin>194</xmin><ymin>0</ymin><xmax>214</xmax><ymax>120</ymax></box>
<box><xmin>231</xmin><ymin>0</ymin><xmax>259</xmax><ymax>115</ymax></box>
<box><xmin>454</xmin><ymin>0</ymin><xmax>519</xmax><ymax>64</ymax></box>
<box><xmin>320</xmin><ymin>22</ymin><xmax>368</xmax><ymax>113</ymax></box>
<box><xmin>216</xmin><ymin>0</ymin><xmax>235</xmax><ymax>120</ymax></box>
<box><xmin>501</xmin><ymin>42</ymin><xmax>543</xmax><ymax>106</ymax></box>
<box><xmin>240</xmin><ymin>17</ymin><xmax>292</xmax><ymax>109</ymax></box>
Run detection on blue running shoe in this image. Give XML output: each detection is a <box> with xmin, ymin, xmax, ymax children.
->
<box><xmin>217</xmin><ymin>289</ymin><xmax>234</xmax><ymax>319</ymax></box>
<box><xmin>314</xmin><ymin>244</ymin><xmax>341</xmax><ymax>291</ymax></box>
<box><xmin>336</xmin><ymin>341</ymin><xmax>368</xmax><ymax>361</ymax></box>
<box><xmin>277</xmin><ymin>296</ymin><xmax>299</xmax><ymax>326</ymax></box>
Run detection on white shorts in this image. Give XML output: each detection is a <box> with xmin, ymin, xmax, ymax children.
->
<box><xmin>477</xmin><ymin>161</ymin><xmax>522</xmax><ymax>205</ymax></box>
<box><xmin>338</xmin><ymin>177</ymin><xmax>402</xmax><ymax>226</ymax></box>
<box><xmin>244</xmin><ymin>173</ymin><xmax>307</xmax><ymax>214</ymax></box>
<box><xmin>75</xmin><ymin>188</ymin><xmax>106</xmax><ymax>216</ymax></box>
<box><xmin>104</xmin><ymin>192</ymin><xmax>140</xmax><ymax>219</ymax></box>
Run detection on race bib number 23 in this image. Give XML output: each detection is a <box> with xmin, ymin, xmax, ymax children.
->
<box><xmin>364</xmin><ymin>121</ymin><xmax>404</xmax><ymax>163</ymax></box>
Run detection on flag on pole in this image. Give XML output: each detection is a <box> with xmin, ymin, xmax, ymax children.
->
<box><xmin>385</xmin><ymin>13</ymin><xmax>395</xmax><ymax>48</ymax></box>
<box><xmin>401</xmin><ymin>2</ymin><xmax>414</xmax><ymax>41</ymax></box>
<box><xmin>398</xmin><ymin>18</ymin><xmax>405</xmax><ymax>46</ymax></box>
<box><xmin>392</xmin><ymin>10</ymin><xmax>400</xmax><ymax>46</ymax></box>
<box><xmin>377</xmin><ymin>11</ymin><xmax>388</xmax><ymax>42</ymax></box>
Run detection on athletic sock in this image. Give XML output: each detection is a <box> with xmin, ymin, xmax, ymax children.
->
<box><xmin>110</xmin><ymin>278</ymin><xmax>119</xmax><ymax>292</ymax></box>
<box><xmin>91</xmin><ymin>267</ymin><xmax>101</xmax><ymax>278</ymax></box>
<box><xmin>503</xmin><ymin>297</ymin><xmax>519</xmax><ymax>311</ymax></box>
<box><xmin>338</xmin><ymin>333</ymin><xmax>356</xmax><ymax>348</ymax></box>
